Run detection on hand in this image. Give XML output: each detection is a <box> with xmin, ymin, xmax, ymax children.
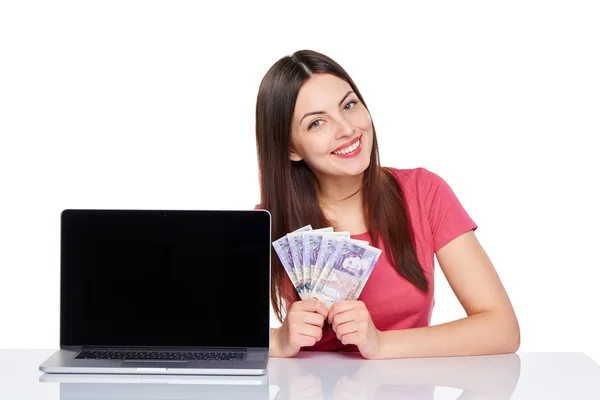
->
<box><xmin>328</xmin><ymin>300</ymin><xmax>382</xmax><ymax>359</ymax></box>
<box><xmin>272</xmin><ymin>299</ymin><xmax>329</xmax><ymax>358</ymax></box>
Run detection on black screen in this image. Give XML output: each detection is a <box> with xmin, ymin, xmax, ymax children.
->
<box><xmin>60</xmin><ymin>209</ymin><xmax>271</xmax><ymax>348</ymax></box>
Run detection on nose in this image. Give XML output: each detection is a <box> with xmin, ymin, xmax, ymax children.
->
<box><xmin>334</xmin><ymin>114</ymin><xmax>356</xmax><ymax>140</ymax></box>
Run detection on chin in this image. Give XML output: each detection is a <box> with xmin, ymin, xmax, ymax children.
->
<box><xmin>339</xmin><ymin>159</ymin><xmax>371</xmax><ymax>177</ymax></box>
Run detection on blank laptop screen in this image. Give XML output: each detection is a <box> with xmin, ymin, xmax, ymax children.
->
<box><xmin>60</xmin><ymin>210</ymin><xmax>270</xmax><ymax>348</ymax></box>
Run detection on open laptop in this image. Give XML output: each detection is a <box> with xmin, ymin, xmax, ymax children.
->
<box><xmin>39</xmin><ymin>209</ymin><xmax>271</xmax><ymax>375</ymax></box>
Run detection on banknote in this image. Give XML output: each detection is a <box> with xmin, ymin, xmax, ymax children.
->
<box><xmin>310</xmin><ymin>236</ymin><xmax>368</xmax><ymax>298</ymax></box>
<box><xmin>287</xmin><ymin>227</ymin><xmax>331</xmax><ymax>297</ymax></box>
<box><xmin>305</xmin><ymin>232</ymin><xmax>350</xmax><ymax>297</ymax></box>
<box><xmin>301</xmin><ymin>229</ymin><xmax>339</xmax><ymax>295</ymax></box>
<box><xmin>313</xmin><ymin>238</ymin><xmax>381</xmax><ymax>307</ymax></box>
<box><xmin>272</xmin><ymin>224</ymin><xmax>312</xmax><ymax>297</ymax></box>
<box><xmin>287</xmin><ymin>232</ymin><xmax>307</xmax><ymax>297</ymax></box>
<box><xmin>274</xmin><ymin>226</ymin><xmax>380</xmax><ymax>304</ymax></box>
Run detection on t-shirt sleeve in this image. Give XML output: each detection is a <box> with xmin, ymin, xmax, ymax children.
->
<box><xmin>418</xmin><ymin>167</ymin><xmax>478</xmax><ymax>253</ymax></box>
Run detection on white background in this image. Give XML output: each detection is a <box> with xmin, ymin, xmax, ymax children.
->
<box><xmin>1</xmin><ymin>1</ymin><xmax>598</xmax><ymax>363</ymax></box>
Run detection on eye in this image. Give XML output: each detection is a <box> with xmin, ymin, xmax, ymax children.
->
<box><xmin>308</xmin><ymin>119</ymin><xmax>324</xmax><ymax>130</ymax></box>
<box><xmin>344</xmin><ymin>100</ymin><xmax>357</xmax><ymax>111</ymax></box>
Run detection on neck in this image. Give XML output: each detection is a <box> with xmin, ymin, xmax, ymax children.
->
<box><xmin>316</xmin><ymin>172</ymin><xmax>364</xmax><ymax>209</ymax></box>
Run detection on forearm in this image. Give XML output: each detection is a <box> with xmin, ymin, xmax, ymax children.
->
<box><xmin>376</xmin><ymin>310</ymin><xmax>520</xmax><ymax>359</ymax></box>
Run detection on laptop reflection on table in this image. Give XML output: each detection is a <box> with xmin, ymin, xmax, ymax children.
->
<box><xmin>39</xmin><ymin>372</ymin><xmax>279</xmax><ymax>400</ymax></box>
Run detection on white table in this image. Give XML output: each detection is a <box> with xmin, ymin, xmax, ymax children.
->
<box><xmin>1</xmin><ymin>349</ymin><xmax>599</xmax><ymax>399</ymax></box>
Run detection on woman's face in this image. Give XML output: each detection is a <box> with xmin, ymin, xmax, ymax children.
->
<box><xmin>289</xmin><ymin>73</ymin><xmax>373</xmax><ymax>179</ymax></box>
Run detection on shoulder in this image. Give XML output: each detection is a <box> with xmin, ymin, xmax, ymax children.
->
<box><xmin>385</xmin><ymin>166</ymin><xmax>471</xmax><ymax>223</ymax></box>
<box><xmin>385</xmin><ymin>166</ymin><xmax>443</xmax><ymax>193</ymax></box>
<box><xmin>387</xmin><ymin>167</ymin><xmax>478</xmax><ymax>252</ymax></box>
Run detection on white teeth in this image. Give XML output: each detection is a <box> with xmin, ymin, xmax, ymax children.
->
<box><xmin>333</xmin><ymin>139</ymin><xmax>360</xmax><ymax>155</ymax></box>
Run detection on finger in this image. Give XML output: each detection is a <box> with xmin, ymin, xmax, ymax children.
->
<box><xmin>292</xmin><ymin>323</ymin><xmax>323</xmax><ymax>341</ymax></box>
<box><xmin>334</xmin><ymin>321</ymin><xmax>360</xmax><ymax>339</ymax></box>
<box><xmin>290</xmin><ymin>311</ymin><xmax>325</xmax><ymax>328</ymax></box>
<box><xmin>297</xmin><ymin>299</ymin><xmax>329</xmax><ymax>318</ymax></box>
<box><xmin>330</xmin><ymin>309</ymin><xmax>355</xmax><ymax>331</ymax></box>
<box><xmin>293</xmin><ymin>335</ymin><xmax>319</xmax><ymax>348</ymax></box>
<box><xmin>315</xmin><ymin>300</ymin><xmax>329</xmax><ymax>319</ymax></box>
<box><xmin>331</xmin><ymin>309</ymin><xmax>363</xmax><ymax>332</ymax></box>
<box><xmin>339</xmin><ymin>331</ymin><xmax>360</xmax><ymax>346</ymax></box>
<box><xmin>287</xmin><ymin>330</ymin><xmax>321</xmax><ymax>349</ymax></box>
<box><xmin>328</xmin><ymin>300</ymin><xmax>362</xmax><ymax>321</ymax></box>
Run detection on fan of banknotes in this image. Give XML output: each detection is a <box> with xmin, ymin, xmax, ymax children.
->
<box><xmin>272</xmin><ymin>225</ymin><xmax>382</xmax><ymax>308</ymax></box>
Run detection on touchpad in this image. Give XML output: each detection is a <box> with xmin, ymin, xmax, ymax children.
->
<box><xmin>123</xmin><ymin>361</ymin><xmax>189</xmax><ymax>368</ymax></box>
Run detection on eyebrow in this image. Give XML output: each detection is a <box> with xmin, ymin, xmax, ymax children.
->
<box><xmin>299</xmin><ymin>90</ymin><xmax>355</xmax><ymax>126</ymax></box>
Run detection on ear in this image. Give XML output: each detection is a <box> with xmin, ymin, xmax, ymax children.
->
<box><xmin>289</xmin><ymin>148</ymin><xmax>303</xmax><ymax>162</ymax></box>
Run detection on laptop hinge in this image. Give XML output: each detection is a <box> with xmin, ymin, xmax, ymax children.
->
<box><xmin>75</xmin><ymin>346</ymin><xmax>250</xmax><ymax>351</ymax></box>
<box><xmin>61</xmin><ymin>345</ymin><xmax>83</xmax><ymax>351</ymax></box>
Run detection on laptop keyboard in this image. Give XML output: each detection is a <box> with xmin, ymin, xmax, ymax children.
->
<box><xmin>76</xmin><ymin>350</ymin><xmax>245</xmax><ymax>361</ymax></box>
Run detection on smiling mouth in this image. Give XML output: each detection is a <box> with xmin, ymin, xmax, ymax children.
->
<box><xmin>332</xmin><ymin>136</ymin><xmax>361</xmax><ymax>155</ymax></box>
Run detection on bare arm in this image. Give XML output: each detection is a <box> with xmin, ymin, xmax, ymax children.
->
<box><xmin>376</xmin><ymin>231</ymin><xmax>520</xmax><ymax>359</ymax></box>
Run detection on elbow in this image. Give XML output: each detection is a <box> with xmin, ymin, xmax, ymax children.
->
<box><xmin>482</xmin><ymin>308</ymin><xmax>520</xmax><ymax>354</ymax></box>
<box><xmin>504</xmin><ymin>329</ymin><xmax>520</xmax><ymax>354</ymax></box>
<box><xmin>499</xmin><ymin>312</ymin><xmax>521</xmax><ymax>354</ymax></box>
<box><xmin>508</xmin><ymin>322</ymin><xmax>521</xmax><ymax>353</ymax></box>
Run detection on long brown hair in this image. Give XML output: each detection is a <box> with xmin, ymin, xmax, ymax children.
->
<box><xmin>255</xmin><ymin>50</ymin><xmax>428</xmax><ymax>323</ymax></box>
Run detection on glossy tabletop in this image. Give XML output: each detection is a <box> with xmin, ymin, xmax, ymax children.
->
<box><xmin>1</xmin><ymin>349</ymin><xmax>599</xmax><ymax>399</ymax></box>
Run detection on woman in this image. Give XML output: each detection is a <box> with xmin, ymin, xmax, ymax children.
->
<box><xmin>255</xmin><ymin>49</ymin><xmax>520</xmax><ymax>359</ymax></box>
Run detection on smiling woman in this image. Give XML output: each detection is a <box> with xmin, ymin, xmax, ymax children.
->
<box><xmin>254</xmin><ymin>50</ymin><xmax>520</xmax><ymax>359</ymax></box>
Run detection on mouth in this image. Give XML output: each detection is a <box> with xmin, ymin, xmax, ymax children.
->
<box><xmin>331</xmin><ymin>136</ymin><xmax>362</xmax><ymax>156</ymax></box>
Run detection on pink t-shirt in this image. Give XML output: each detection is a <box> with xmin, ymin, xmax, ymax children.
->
<box><xmin>259</xmin><ymin>167</ymin><xmax>477</xmax><ymax>352</ymax></box>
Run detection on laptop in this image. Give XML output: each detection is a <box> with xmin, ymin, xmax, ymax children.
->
<box><xmin>39</xmin><ymin>209</ymin><xmax>271</xmax><ymax>375</ymax></box>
